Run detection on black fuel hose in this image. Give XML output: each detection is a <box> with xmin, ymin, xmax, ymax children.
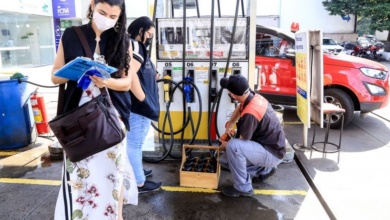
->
<box><xmin>162</xmin><ymin>79</ymin><xmax>202</xmax><ymax>160</ymax></box>
<box><xmin>207</xmin><ymin>0</ymin><xmax>241</xmax><ymax>145</ymax></box>
<box><xmin>143</xmin><ymin>78</ymin><xmax>202</xmax><ymax>162</ymax></box>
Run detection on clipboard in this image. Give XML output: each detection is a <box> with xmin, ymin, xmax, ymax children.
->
<box><xmin>54</xmin><ymin>57</ymin><xmax>118</xmax><ymax>81</ymax></box>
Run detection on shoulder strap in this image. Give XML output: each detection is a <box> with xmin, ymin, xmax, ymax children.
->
<box><xmin>56</xmin><ymin>26</ymin><xmax>97</xmax><ymax>115</ymax></box>
<box><xmin>56</xmin><ymin>83</ymin><xmax>65</xmax><ymax>115</ymax></box>
<box><xmin>74</xmin><ymin>26</ymin><xmax>107</xmax><ymax>95</ymax></box>
<box><xmin>74</xmin><ymin>26</ymin><xmax>93</xmax><ymax>59</ymax></box>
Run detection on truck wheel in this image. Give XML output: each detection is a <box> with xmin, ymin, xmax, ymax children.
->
<box><xmin>324</xmin><ymin>88</ymin><xmax>354</xmax><ymax>129</ymax></box>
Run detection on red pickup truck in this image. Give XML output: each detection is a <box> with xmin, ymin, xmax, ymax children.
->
<box><xmin>255</xmin><ymin>25</ymin><xmax>389</xmax><ymax>128</ymax></box>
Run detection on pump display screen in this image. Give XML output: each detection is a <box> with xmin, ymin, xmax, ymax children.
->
<box><xmin>156</xmin><ymin>17</ymin><xmax>249</xmax><ymax>60</ymax></box>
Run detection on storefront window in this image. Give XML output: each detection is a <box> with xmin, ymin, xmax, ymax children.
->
<box><xmin>0</xmin><ymin>12</ymin><xmax>54</xmax><ymax>69</ymax></box>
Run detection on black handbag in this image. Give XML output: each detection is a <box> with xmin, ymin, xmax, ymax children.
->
<box><xmin>49</xmin><ymin>88</ymin><xmax>125</xmax><ymax>162</ymax></box>
<box><xmin>49</xmin><ymin>26</ymin><xmax>125</xmax><ymax>162</ymax></box>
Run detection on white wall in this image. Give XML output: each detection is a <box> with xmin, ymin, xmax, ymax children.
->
<box><xmin>279</xmin><ymin>0</ymin><xmax>354</xmax><ymax>34</ymax></box>
<box><xmin>257</xmin><ymin>0</ymin><xmax>280</xmax><ymax>16</ymax></box>
<box><xmin>256</xmin><ymin>16</ymin><xmax>279</xmax><ymax>28</ymax></box>
<box><xmin>77</xmin><ymin>0</ymin><xmax>90</xmax><ymax>19</ymax></box>
<box><xmin>375</xmin><ymin>30</ymin><xmax>389</xmax><ymax>41</ymax></box>
<box><xmin>78</xmin><ymin>0</ymin><xmax>359</xmax><ymax>36</ymax></box>
<box><xmin>126</xmin><ymin>0</ymin><xmax>150</xmax><ymax>19</ymax></box>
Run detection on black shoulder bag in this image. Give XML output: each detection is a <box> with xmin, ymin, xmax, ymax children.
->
<box><xmin>49</xmin><ymin>26</ymin><xmax>125</xmax><ymax>162</ymax></box>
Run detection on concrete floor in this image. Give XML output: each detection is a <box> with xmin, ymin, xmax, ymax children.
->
<box><xmin>0</xmin><ymin>141</ymin><xmax>326</xmax><ymax>220</ymax></box>
<box><xmin>1</xmin><ymin>63</ymin><xmax>390</xmax><ymax>219</ymax></box>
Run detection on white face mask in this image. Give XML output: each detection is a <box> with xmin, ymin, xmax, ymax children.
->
<box><xmin>93</xmin><ymin>11</ymin><xmax>117</xmax><ymax>32</ymax></box>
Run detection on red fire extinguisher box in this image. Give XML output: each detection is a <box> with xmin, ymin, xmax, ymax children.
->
<box><xmin>0</xmin><ymin>77</ymin><xmax>36</xmax><ymax>149</ymax></box>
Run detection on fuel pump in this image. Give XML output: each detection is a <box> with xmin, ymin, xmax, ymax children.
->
<box><xmin>156</xmin><ymin>17</ymin><xmax>249</xmax><ymax>144</ymax></box>
<box><xmin>146</xmin><ymin>0</ymin><xmax>251</xmax><ymax>162</ymax></box>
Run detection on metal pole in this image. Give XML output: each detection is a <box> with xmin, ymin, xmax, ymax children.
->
<box><xmin>148</xmin><ymin>0</ymin><xmax>158</xmax><ymax>58</ymax></box>
<box><xmin>195</xmin><ymin>0</ymin><xmax>200</xmax><ymax>18</ymax></box>
<box><xmin>223</xmin><ymin>0</ymin><xmax>240</xmax><ymax>78</ymax></box>
<box><xmin>207</xmin><ymin>0</ymin><xmax>216</xmax><ymax>145</ymax></box>
<box><xmin>292</xmin><ymin>124</ymin><xmax>309</xmax><ymax>151</ymax></box>
<box><xmin>247</xmin><ymin>0</ymin><xmax>256</xmax><ymax>91</ymax></box>
<box><xmin>303</xmin><ymin>125</ymin><xmax>308</xmax><ymax>147</ymax></box>
<box><xmin>152</xmin><ymin>0</ymin><xmax>157</xmax><ymax>22</ymax></box>
<box><xmin>240</xmin><ymin>0</ymin><xmax>245</xmax><ymax>17</ymax></box>
<box><xmin>165</xmin><ymin>0</ymin><xmax>172</xmax><ymax>18</ymax></box>
<box><xmin>171</xmin><ymin>0</ymin><xmax>175</xmax><ymax>18</ymax></box>
<box><xmin>217</xmin><ymin>0</ymin><xmax>221</xmax><ymax>18</ymax></box>
<box><xmin>182</xmin><ymin>0</ymin><xmax>187</xmax><ymax>81</ymax></box>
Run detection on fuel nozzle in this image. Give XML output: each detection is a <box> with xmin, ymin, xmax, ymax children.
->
<box><xmin>184</xmin><ymin>75</ymin><xmax>194</xmax><ymax>103</ymax></box>
<box><xmin>163</xmin><ymin>74</ymin><xmax>172</xmax><ymax>102</ymax></box>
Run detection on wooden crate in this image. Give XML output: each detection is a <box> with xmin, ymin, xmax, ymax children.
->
<box><xmin>179</xmin><ymin>144</ymin><xmax>221</xmax><ymax>189</ymax></box>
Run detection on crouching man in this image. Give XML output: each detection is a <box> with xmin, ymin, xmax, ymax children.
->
<box><xmin>219</xmin><ymin>74</ymin><xmax>286</xmax><ymax>197</ymax></box>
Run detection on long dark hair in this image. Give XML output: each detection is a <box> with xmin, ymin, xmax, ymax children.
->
<box><xmin>127</xmin><ymin>16</ymin><xmax>155</xmax><ymax>42</ymax></box>
<box><xmin>88</xmin><ymin>0</ymin><xmax>130</xmax><ymax>77</ymax></box>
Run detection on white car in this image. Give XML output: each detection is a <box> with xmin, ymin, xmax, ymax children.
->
<box><xmin>357</xmin><ymin>37</ymin><xmax>371</xmax><ymax>48</ymax></box>
<box><xmin>323</xmin><ymin>37</ymin><xmax>344</xmax><ymax>53</ymax></box>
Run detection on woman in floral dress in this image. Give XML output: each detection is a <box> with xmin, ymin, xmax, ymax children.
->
<box><xmin>51</xmin><ymin>0</ymin><xmax>138</xmax><ymax>219</ymax></box>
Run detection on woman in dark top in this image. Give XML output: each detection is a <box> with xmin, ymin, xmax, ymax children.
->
<box><xmin>126</xmin><ymin>16</ymin><xmax>162</xmax><ymax>193</ymax></box>
<box><xmin>51</xmin><ymin>1</ymin><xmax>138</xmax><ymax>219</ymax></box>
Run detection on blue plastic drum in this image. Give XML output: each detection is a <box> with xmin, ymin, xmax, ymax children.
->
<box><xmin>0</xmin><ymin>77</ymin><xmax>35</xmax><ymax>149</ymax></box>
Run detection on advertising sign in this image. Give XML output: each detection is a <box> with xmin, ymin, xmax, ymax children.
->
<box><xmin>53</xmin><ymin>18</ymin><xmax>62</xmax><ymax>51</ymax></box>
<box><xmin>295</xmin><ymin>32</ymin><xmax>310</xmax><ymax>127</ymax></box>
<box><xmin>157</xmin><ymin>17</ymin><xmax>248</xmax><ymax>60</ymax></box>
<box><xmin>52</xmin><ymin>0</ymin><xmax>76</xmax><ymax>18</ymax></box>
<box><xmin>1</xmin><ymin>0</ymin><xmax>52</xmax><ymax>16</ymax></box>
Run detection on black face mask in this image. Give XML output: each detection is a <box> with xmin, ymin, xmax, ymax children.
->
<box><xmin>144</xmin><ymin>37</ymin><xmax>153</xmax><ymax>48</ymax></box>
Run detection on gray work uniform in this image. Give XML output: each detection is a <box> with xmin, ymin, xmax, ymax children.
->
<box><xmin>219</xmin><ymin>93</ymin><xmax>286</xmax><ymax>192</ymax></box>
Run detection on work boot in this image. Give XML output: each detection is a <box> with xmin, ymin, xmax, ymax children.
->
<box><xmin>220</xmin><ymin>185</ymin><xmax>253</xmax><ymax>197</ymax></box>
<box><xmin>252</xmin><ymin>167</ymin><xmax>277</xmax><ymax>183</ymax></box>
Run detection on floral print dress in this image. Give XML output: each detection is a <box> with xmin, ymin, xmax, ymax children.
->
<box><xmin>54</xmin><ymin>81</ymin><xmax>138</xmax><ymax>220</ymax></box>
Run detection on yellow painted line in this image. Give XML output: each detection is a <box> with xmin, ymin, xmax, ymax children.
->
<box><xmin>0</xmin><ymin>151</ymin><xmax>19</xmax><ymax>156</ymax></box>
<box><xmin>162</xmin><ymin>186</ymin><xmax>306</xmax><ymax>196</ymax></box>
<box><xmin>163</xmin><ymin>186</ymin><xmax>218</xmax><ymax>193</ymax></box>
<box><xmin>254</xmin><ymin>189</ymin><xmax>307</xmax><ymax>196</ymax></box>
<box><xmin>0</xmin><ymin>178</ymin><xmax>61</xmax><ymax>186</ymax></box>
<box><xmin>1</xmin><ymin>179</ymin><xmax>307</xmax><ymax>196</ymax></box>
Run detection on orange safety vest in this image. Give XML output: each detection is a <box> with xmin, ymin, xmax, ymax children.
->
<box><xmin>240</xmin><ymin>94</ymin><xmax>269</xmax><ymax>121</ymax></box>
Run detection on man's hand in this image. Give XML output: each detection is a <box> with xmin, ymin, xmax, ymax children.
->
<box><xmin>219</xmin><ymin>139</ymin><xmax>228</xmax><ymax>152</ymax></box>
<box><xmin>224</xmin><ymin>121</ymin><xmax>233</xmax><ymax>135</ymax></box>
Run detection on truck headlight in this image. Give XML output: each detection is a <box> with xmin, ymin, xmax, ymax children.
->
<box><xmin>360</xmin><ymin>68</ymin><xmax>387</xmax><ymax>80</ymax></box>
<box><xmin>363</xmin><ymin>82</ymin><xmax>386</xmax><ymax>96</ymax></box>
